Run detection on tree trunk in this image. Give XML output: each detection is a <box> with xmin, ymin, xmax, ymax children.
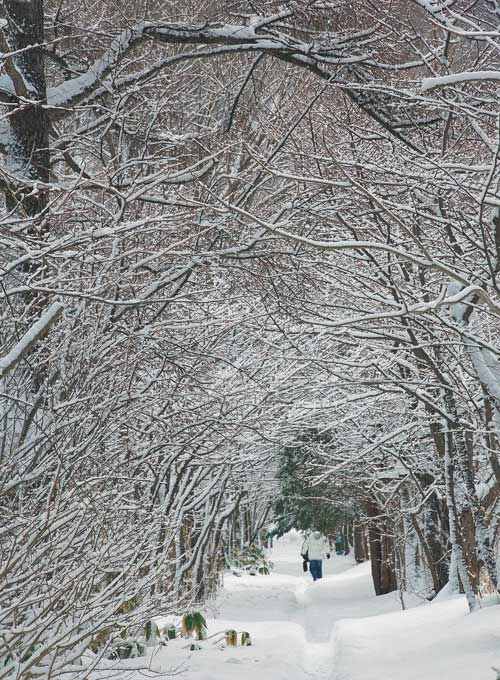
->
<box><xmin>353</xmin><ymin>521</ymin><xmax>366</xmax><ymax>563</ymax></box>
<box><xmin>342</xmin><ymin>524</ymin><xmax>350</xmax><ymax>555</ymax></box>
<box><xmin>410</xmin><ymin>512</ymin><xmax>444</xmax><ymax>597</ymax></box>
<box><xmin>443</xmin><ymin>426</ymin><xmax>478</xmax><ymax>611</ymax></box>
<box><xmin>380</xmin><ymin>531</ymin><xmax>397</xmax><ymax>594</ymax></box>
<box><xmin>367</xmin><ymin>501</ymin><xmax>397</xmax><ymax>596</ymax></box>
<box><xmin>4</xmin><ymin>1</ymin><xmax>49</xmax><ymax>221</ymax></box>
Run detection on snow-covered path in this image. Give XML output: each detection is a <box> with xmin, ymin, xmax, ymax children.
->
<box><xmin>131</xmin><ymin>530</ymin><xmax>500</xmax><ymax>680</ymax></box>
<box><xmin>213</xmin><ymin>531</ymin><xmax>406</xmax><ymax>680</ymax></box>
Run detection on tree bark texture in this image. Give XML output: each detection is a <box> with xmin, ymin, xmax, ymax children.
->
<box><xmin>367</xmin><ymin>501</ymin><xmax>397</xmax><ymax>596</ymax></box>
<box><xmin>3</xmin><ymin>1</ymin><xmax>49</xmax><ymax>218</ymax></box>
<box><xmin>353</xmin><ymin>521</ymin><xmax>367</xmax><ymax>563</ymax></box>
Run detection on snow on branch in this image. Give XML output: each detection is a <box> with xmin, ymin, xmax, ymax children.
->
<box><xmin>47</xmin><ymin>23</ymin><xmax>147</xmax><ymax>109</ymax></box>
<box><xmin>0</xmin><ymin>302</ymin><xmax>64</xmax><ymax>380</ymax></box>
<box><xmin>422</xmin><ymin>71</ymin><xmax>500</xmax><ymax>91</ymax></box>
<box><xmin>46</xmin><ymin>19</ymin><xmax>376</xmax><ymax>111</ymax></box>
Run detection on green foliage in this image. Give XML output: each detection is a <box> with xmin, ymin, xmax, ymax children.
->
<box><xmin>112</xmin><ymin>637</ymin><xmax>146</xmax><ymax>659</ymax></box>
<box><xmin>272</xmin><ymin>428</ymin><xmax>351</xmax><ymax>536</ymax></box>
<box><xmin>94</xmin><ymin>627</ymin><xmax>147</xmax><ymax>660</ymax></box>
<box><xmin>182</xmin><ymin>611</ymin><xmax>207</xmax><ymax>640</ymax></box>
<box><xmin>229</xmin><ymin>544</ymin><xmax>273</xmax><ymax>574</ymax></box>
<box><xmin>2</xmin><ymin>644</ymin><xmax>59</xmax><ymax>670</ymax></box>
<box><xmin>167</xmin><ymin>626</ymin><xmax>177</xmax><ymax>640</ymax></box>
<box><xmin>94</xmin><ymin>618</ymin><xmax>163</xmax><ymax>659</ymax></box>
<box><xmin>90</xmin><ymin>622</ymin><xmax>148</xmax><ymax>660</ymax></box>
<box><xmin>90</xmin><ymin>593</ymin><xmax>146</xmax><ymax>657</ymax></box>
<box><xmin>145</xmin><ymin>620</ymin><xmax>161</xmax><ymax>646</ymax></box>
<box><xmin>225</xmin><ymin>629</ymin><xmax>238</xmax><ymax>647</ymax></box>
<box><xmin>2</xmin><ymin>654</ymin><xmax>14</xmax><ymax>668</ymax></box>
<box><xmin>240</xmin><ymin>631</ymin><xmax>252</xmax><ymax>646</ymax></box>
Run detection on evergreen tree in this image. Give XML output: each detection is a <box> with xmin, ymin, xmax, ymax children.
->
<box><xmin>272</xmin><ymin>429</ymin><xmax>350</xmax><ymax>536</ymax></box>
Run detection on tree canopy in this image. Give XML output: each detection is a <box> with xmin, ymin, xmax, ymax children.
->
<box><xmin>3</xmin><ymin>0</ymin><xmax>500</xmax><ymax>676</ymax></box>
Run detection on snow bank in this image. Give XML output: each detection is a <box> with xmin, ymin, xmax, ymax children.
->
<box><xmin>332</xmin><ymin>595</ymin><xmax>500</xmax><ymax>680</ymax></box>
<box><xmin>91</xmin><ymin>531</ymin><xmax>500</xmax><ymax>680</ymax></box>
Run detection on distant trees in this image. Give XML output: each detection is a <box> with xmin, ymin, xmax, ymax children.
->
<box><xmin>272</xmin><ymin>429</ymin><xmax>350</xmax><ymax>537</ymax></box>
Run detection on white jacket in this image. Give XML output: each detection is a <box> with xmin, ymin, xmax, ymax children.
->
<box><xmin>302</xmin><ymin>533</ymin><xmax>329</xmax><ymax>560</ymax></box>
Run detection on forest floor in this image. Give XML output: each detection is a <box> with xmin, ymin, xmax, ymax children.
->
<box><xmin>97</xmin><ymin>531</ymin><xmax>500</xmax><ymax>680</ymax></box>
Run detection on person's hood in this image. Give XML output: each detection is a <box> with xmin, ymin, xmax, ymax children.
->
<box><xmin>313</xmin><ymin>531</ymin><xmax>321</xmax><ymax>538</ymax></box>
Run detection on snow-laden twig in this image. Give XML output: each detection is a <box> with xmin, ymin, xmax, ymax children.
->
<box><xmin>422</xmin><ymin>71</ymin><xmax>500</xmax><ymax>91</ymax></box>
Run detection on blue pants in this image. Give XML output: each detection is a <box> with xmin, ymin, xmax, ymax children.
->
<box><xmin>309</xmin><ymin>559</ymin><xmax>323</xmax><ymax>580</ymax></box>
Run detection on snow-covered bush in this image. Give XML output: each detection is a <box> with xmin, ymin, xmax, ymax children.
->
<box><xmin>228</xmin><ymin>544</ymin><xmax>273</xmax><ymax>576</ymax></box>
<box><xmin>182</xmin><ymin>612</ymin><xmax>207</xmax><ymax>641</ymax></box>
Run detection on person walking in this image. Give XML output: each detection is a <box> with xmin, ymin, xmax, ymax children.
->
<box><xmin>301</xmin><ymin>530</ymin><xmax>330</xmax><ymax>581</ymax></box>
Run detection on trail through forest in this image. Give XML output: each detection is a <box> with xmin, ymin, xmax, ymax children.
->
<box><xmin>6</xmin><ymin>5</ymin><xmax>500</xmax><ymax>679</ymax></box>
<box><xmin>138</xmin><ymin>531</ymin><xmax>500</xmax><ymax>680</ymax></box>
<box><xmin>210</xmin><ymin>531</ymin><xmax>411</xmax><ymax>680</ymax></box>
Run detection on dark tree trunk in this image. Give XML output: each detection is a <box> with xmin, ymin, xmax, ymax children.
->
<box><xmin>353</xmin><ymin>521</ymin><xmax>366</xmax><ymax>563</ymax></box>
<box><xmin>410</xmin><ymin>512</ymin><xmax>445</xmax><ymax>597</ymax></box>
<box><xmin>367</xmin><ymin>501</ymin><xmax>397</xmax><ymax>596</ymax></box>
<box><xmin>2</xmin><ymin>1</ymin><xmax>53</xmax><ymax>387</ymax></box>
<box><xmin>424</xmin><ymin>428</ymin><xmax>454</xmax><ymax>594</ymax></box>
<box><xmin>380</xmin><ymin>531</ymin><xmax>397</xmax><ymax>594</ymax></box>
<box><xmin>458</xmin><ymin>428</ymin><xmax>498</xmax><ymax>591</ymax></box>
<box><xmin>3</xmin><ymin>1</ymin><xmax>49</xmax><ymax>220</ymax></box>
<box><xmin>343</xmin><ymin>524</ymin><xmax>350</xmax><ymax>555</ymax></box>
<box><xmin>367</xmin><ymin>501</ymin><xmax>383</xmax><ymax>594</ymax></box>
<box><xmin>424</xmin><ymin>488</ymin><xmax>451</xmax><ymax>593</ymax></box>
<box><xmin>460</xmin><ymin>507</ymin><xmax>480</xmax><ymax>591</ymax></box>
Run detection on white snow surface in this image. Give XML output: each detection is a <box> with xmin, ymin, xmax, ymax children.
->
<box><xmin>99</xmin><ymin>530</ymin><xmax>500</xmax><ymax>680</ymax></box>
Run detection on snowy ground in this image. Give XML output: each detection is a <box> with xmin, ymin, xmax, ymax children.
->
<box><xmin>100</xmin><ymin>530</ymin><xmax>500</xmax><ymax>680</ymax></box>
